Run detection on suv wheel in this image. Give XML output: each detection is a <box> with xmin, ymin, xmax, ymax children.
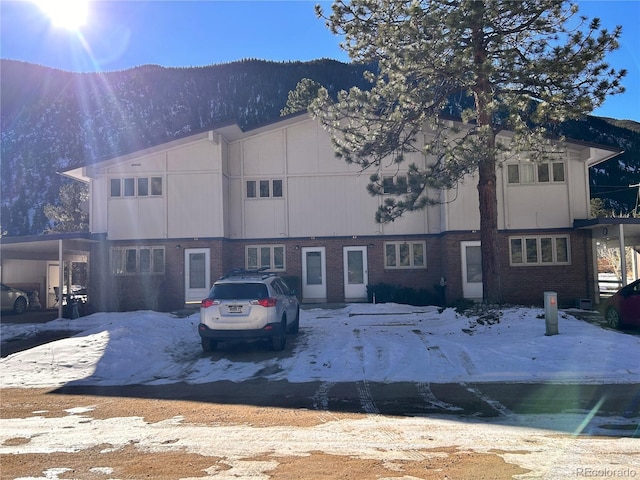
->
<box><xmin>289</xmin><ymin>307</ymin><xmax>300</xmax><ymax>334</ymax></box>
<box><xmin>271</xmin><ymin>318</ymin><xmax>287</xmax><ymax>351</ymax></box>
<box><xmin>201</xmin><ymin>338</ymin><xmax>217</xmax><ymax>352</ymax></box>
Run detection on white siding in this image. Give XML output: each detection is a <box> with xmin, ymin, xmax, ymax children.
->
<box><xmin>91</xmin><ymin>178</ymin><xmax>107</xmax><ymax>234</ymax></box>
<box><xmin>443</xmin><ymin>175</ymin><xmax>481</xmax><ymax>231</ymax></box>
<box><xmin>88</xmin><ymin>117</ymin><xmax>601</xmax><ymax>243</ymax></box>
<box><xmin>97</xmin><ymin>136</ymin><xmax>225</xmax><ymax>240</ymax></box>
<box><xmin>243</xmin><ymin>198</ymin><xmax>287</xmax><ymax>238</ymax></box>
<box><xmin>167</xmin><ymin>140</ymin><xmax>220</xmax><ymax>172</ymax></box>
<box><xmin>106</xmin><ymin>152</ymin><xmax>165</xmax><ymax>174</ymax></box>
<box><xmin>108</xmin><ymin>197</ymin><xmax>165</xmax><ymax>240</ymax></box>
<box><xmin>566</xmin><ymin>149</ymin><xmax>591</xmax><ymax>219</ymax></box>
<box><xmin>243</xmin><ymin>131</ymin><xmax>285</xmax><ymax>176</ymax></box>
<box><xmin>167</xmin><ymin>173</ymin><xmax>222</xmax><ymax>238</ymax></box>
<box><xmin>287</xmin><ymin>175</ymin><xmax>382</xmax><ymax>237</ymax></box>
<box><xmin>287</xmin><ymin>120</ymin><xmax>356</xmax><ymax>175</ymax></box>
<box><xmin>2</xmin><ymin>259</ymin><xmax>46</xmax><ymax>283</ymax></box>
<box><xmin>503</xmin><ymin>185</ymin><xmax>570</xmax><ymax>229</ymax></box>
<box><xmin>227</xmin><ymin>118</ymin><xmax>434</xmax><ymax>239</ymax></box>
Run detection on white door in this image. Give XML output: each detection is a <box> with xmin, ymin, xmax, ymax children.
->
<box><xmin>46</xmin><ymin>263</ymin><xmax>60</xmax><ymax>308</ymax></box>
<box><xmin>461</xmin><ymin>241</ymin><xmax>483</xmax><ymax>300</ymax></box>
<box><xmin>302</xmin><ymin>247</ymin><xmax>326</xmax><ymax>302</ymax></box>
<box><xmin>184</xmin><ymin>248</ymin><xmax>210</xmax><ymax>305</ymax></box>
<box><xmin>344</xmin><ymin>246</ymin><xmax>368</xmax><ymax>301</ymax></box>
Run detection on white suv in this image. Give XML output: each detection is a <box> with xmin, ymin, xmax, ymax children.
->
<box><xmin>198</xmin><ymin>269</ymin><xmax>300</xmax><ymax>352</ymax></box>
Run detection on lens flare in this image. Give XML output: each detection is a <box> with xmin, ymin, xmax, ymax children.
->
<box><xmin>34</xmin><ymin>0</ymin><xmax>89</xmax><ymax>31</ymax></box>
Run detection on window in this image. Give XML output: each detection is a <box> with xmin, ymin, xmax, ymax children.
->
<box><xmin>383</xmin><ymin>177</ymin><xmax>395</xmax><ymax>194</ymax></box>
<box><xmin>259</xmin><ymin>180</ymin><xmax>270</xmax><ymax>198</ymax></box>
<box><xmin>507</xmin><ymin>162</ymin><xmax>565</xmax><ymax>185</ymax></box>
<box><xmin>246</xmin><ymin>245</ymin><xmax>285</xmax><ymax>271</ymax></box>
<box><xmin>246</xmin><ymin>179</ymin><xmax>283</xmax><ymax>199</ymax></box>
<box><xmin>273</xmin><ymin>179</ymin><xmax>283</xmax><ymax>197</ymax></box>
<box><xmin>509</xmin><ymin>236</ymin><xmax>570</xmax><ymax>266</ymax></box>
<box><xmin>150</xmin><ymin>177</ymin><xmax>163</xmax><ymax>196</ymax></box>
<box><xmin>138</xmin><ymin>178</ymin><xmax>149</xmax><ymax>196</ymax></box>
<box><xmin>552</xmin><ymin>162</ymin><xmax>565</xmax><ymax>182</ymax></box>
<box><xmin>111</xmin><ymin>247</ymin><xmax>165</xmax><ymax>275</ymax></box>
<box><xmin>110</xmin><ymin>178</ymin><xmax>121</xmax><ymax>197</ymax></box>
<box><xmin>382</xmin><ymin>175</ymin><xmax>408</xmax><ymax>194</ymax></box>
<box><xmin>110</xmin><ymin>177</ymin><xmax>163</xmax><ymax>198</ymax></box>
<box><xmin>247</xmin><ymin>180</ymin><xmax>257</xmax><ymax>198</ymax></box>
<box><xmin>110</xmin><ymin>248</ymin><xmax>137</xmax><ymax>275</ymax></box>
<box><xmin>537</xmin><ymin>163</ymin><xmax>550</xmax><ymax>183</ymax></box>
<box><xmin>538</xmin><ymin>163</ymin><xmax>565</xmax><ymax>183</ymax></box>
<box><xmin>271</xmin><ymin>277</ymin><xmax>292</xmax><ymax>295</ymax></box>
<box><xmin>124</xmin><ymin>178</ymin><xmax>135</xmax><ymax>197</ymax></box>
<box><xmin>384</xmin><ymin>241</ymin><xmax>426</xmax><ymax>269</ymax></box>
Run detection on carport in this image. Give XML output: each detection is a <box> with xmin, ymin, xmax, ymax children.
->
<box><xmin>574</xmin><ymin>217</ymin><xmax>640</xmax><ymax>300</ymax></box>
<box><xmin>0</xmin><ymin>233</ymin><xmax>102</xmax><ymax>318</ymax></box>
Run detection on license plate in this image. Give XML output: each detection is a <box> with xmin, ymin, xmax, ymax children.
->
<box><xmin>228</xmin><ymin>305</ymin><xmax>242</xmax><ymax>313</ymax></box>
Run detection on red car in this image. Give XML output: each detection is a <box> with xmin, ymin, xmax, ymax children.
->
<box><xmin>604</xmin><ymin>279</ymin><xmax>640</xmax><ymax>329</ymax></box>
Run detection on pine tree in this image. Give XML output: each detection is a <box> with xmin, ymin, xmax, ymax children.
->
<box><xmin>281</xmin><ymin>78</ymin><xmax>323</xmax><ymax>116</ymax></box>
<box><xmin>311</xmin><ymin>0</ymin><xmax>625</xmax><ymax>304</ymax></box>
<box><xmin>44</xmin><ymin>182</ymin><xmax>89</xmax><ymax>233</ymax></box>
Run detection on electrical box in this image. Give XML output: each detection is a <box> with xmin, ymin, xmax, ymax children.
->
<box><xmin>544</xmin><ymin>291</ymin><xmax>558</xmax><ymax>336</ymax></box>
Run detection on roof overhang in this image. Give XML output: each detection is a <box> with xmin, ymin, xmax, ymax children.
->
<box><xmin>573</xmin><ymin>217</ymin><xmax>640</xmax><ymax>246</ymax></box>
<box><xmin>0</xmin><ymin>233</ymin><xmax>103</xmax><ymax>261</ymax></box>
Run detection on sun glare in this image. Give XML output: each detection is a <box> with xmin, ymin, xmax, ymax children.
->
<box><xmin>34</xmin><ymin>0</ymin><xmax>89</xmax><ymax>31</ymax></box>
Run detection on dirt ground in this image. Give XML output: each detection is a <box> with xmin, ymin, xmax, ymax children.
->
<box><xmin>1</xmin><ymin>388</ymin><xmax>528</xmax><ymax>480</ymax></box>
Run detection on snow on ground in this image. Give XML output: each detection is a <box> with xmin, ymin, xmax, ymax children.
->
<box><xmin>1</xmin><ymin>303</ymin><xmax>639</xmax><ymax>388</ymax></box>
<box><xmin>1</xmin><ymin>304</ymin><xmax>639</xmax><ymax>480</ymax></box>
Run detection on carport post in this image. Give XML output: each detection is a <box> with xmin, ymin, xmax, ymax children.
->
<box><xmin>619</xmin><ymin>223</ymin><xmax>627</xmax><ymax>287</ymax></box>
<box><xmin>58</xmin><ymin>239</ymin><xmax>63</xmax><ymax>319</ymax></box>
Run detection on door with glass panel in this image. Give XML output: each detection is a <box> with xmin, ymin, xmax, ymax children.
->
<box><xmin>461</xmin><ymin>241</ymin><xmax>483</xmax><ymax>300</ymax></box>
<box><xmin>301</xmin><ymin>247</ymin><xmax>326</xmax><ymax>302</ymax></box>
<box><xmin>343</xmin><ymin>246</ymin><xmax>368</xmax><ymax>301</ymax></box>
<box><xmin>184</xmin><ymin>248</ymin><xmax>210</xmax><ymax>305</ymax></box>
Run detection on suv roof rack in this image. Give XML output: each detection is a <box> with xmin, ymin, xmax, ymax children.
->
<box><xmin>220</xmin><ymin>267</ymin><xmax>277</xmax><ymax>280</ymax></box>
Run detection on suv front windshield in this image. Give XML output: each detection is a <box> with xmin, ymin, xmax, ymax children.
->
<box><xmin>209</xmin><ymin>283</ymin><xmax>269</xmax><ymax>300</ymax></box>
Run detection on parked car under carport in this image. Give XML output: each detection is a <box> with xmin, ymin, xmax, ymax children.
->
<box><xmin>1</xmin><ymin>283</ymin><xmax>29</xmax><ymax>315</ymax></box>
<box><xmin>603</xmin><ymin>278</ymin><xmax>640</xmax><ymax>329</ymax></box>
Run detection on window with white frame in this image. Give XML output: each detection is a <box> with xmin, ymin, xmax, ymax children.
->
<box><xmin>384</xmin><ymin>241</ymin><xmax>426</xmax><ymax>269</ymax></box>
<box><xmin>246</xmin><ymin>179</ymin><xmax>283</xmax><ymax>199</ymax></box>
<box><xmin>111</xmin><ymin>247</ymin><xmax>165</xmax><ymax>275</ymax></box>
<box><xmin>509</xmin><ymin>235</ymin><xmax>570</xmax><ymax>266</ymax></box>
<box><xmin>507</xmin><ymin>162</ymin><xmax>565</xmax><ymax>185</ymax></box>
<box><xmin>110</xmin><ymin>177</ymin><xmax>163</xmax><ymax>197</ymax></box>
<box><xmin>246</xmin><ymin>245</ymin><xmax>285</xmax><ymax>271</ymax></box>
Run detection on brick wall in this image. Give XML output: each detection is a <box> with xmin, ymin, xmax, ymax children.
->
<box><xmin>440</xmin><ymin>229</ymin><xmax>595</xmax><ymax>307</ymax></box>
<box><xmin>90</xmin><ymin>229</ymin><xmax>595</xmax><ymax>311</ymax></box>
<box><xmin>499</xmin><ymin>229</ymin><xmax>594</xmax><ymax>307</ymax></box>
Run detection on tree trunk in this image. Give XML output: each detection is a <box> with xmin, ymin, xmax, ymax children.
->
<box><xmin>477</xmin><ymin>150</ymin><xmax>504</xmax><ymax>304</ymax></box>
<box><xmin>471</xmin><ymin>3</ymin><xmax>504</xmax><ymax>304</ymax></box>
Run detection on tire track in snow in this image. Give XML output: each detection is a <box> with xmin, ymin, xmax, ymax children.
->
<box><xmin>353</xmin><ymin>327</ymin><xmax>380</xmax><ymax>414</ymax></box>
<box><xmin>356</xmin><ymin>380</ymin><xmax>379</xmax><ymax>414</ymax></box>
<box><xmin>312</xmin><ymin>381</ymin><xmax>332</xmax><ymax>411</ymax></box>
<box><xmin>462</xmin><ymin>383</ymin><xmax>512</xmax><ymax>416</ymax></box>
<box><xmin>416</xmin><ymin>382</ymin><xmax>464</xmax><ymax>412</ymax></box>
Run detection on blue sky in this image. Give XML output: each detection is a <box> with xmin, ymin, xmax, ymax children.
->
<box><xmin>1</xmin><ymin>1</ymin><xmax>638</xmax><ymax>121</ymax></box>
